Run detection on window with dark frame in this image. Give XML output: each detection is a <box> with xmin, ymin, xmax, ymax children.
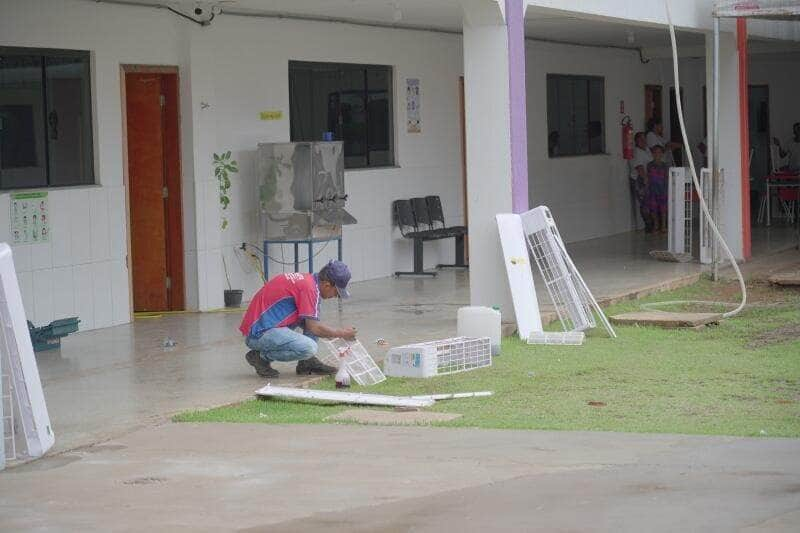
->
<box><xmin>546</xmin><ymin>74</ymin><xmax>605</xmax><ymax>158</ymax></box>
<box><xmin>0</xmin><ymin>47</ymin><xmax>94</xmax><ymax>190</ymax></box>
<box><xmin>289</xmin><ymin>61</ymin><xmax>393</xmax><ymax>169</ymax></box>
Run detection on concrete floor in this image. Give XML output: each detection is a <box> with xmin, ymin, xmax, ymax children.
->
<box><xmin>21</xmin><ymin>226</ymin><xmax>799</xmax><ymax>454</ymax></box>
<box><xmin>1</xmin><ymin>424</ymin><xmax>798</xmax><ymax>531</ymax></box>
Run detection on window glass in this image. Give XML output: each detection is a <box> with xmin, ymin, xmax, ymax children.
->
<box><xmin>0</xmin><ymin>53</ymin><xmax>47</xmax><ymax>188</ymax></box>
<box><xmin>0</xmin><ymin>47</ymin><xmax>94</xmax><ymax>189</ymax></box>
<box><xmin>366</xmin><ymin>68</ymin><xmax>391</xmax><ymax>167</ymax></box>
<box><xmin>45</xmin><ymin>54</ymin><xmax>94</xmax><ymax>186</ymax></box>
<box><xmin>588</xmin><ymin>78</ymin><xmax>605</xmax><ymax>154</ymax></box>
<box><xmin>546</xmin><ymin>74</ymin><xmax>605</xmax><ymax>157</ymax></box>
<box><xmin>289</xmin><ymin>61</ymin><xmax>394</xmax><ymax>169</ymax></box>
<box><xmin>340</xmin><ymin>67</ymin><xmax>367</xmax><ymax>168</ymax></box>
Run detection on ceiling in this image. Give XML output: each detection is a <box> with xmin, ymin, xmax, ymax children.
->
<box><xmin>225</xmin><ymin>0</ymin><xmax>465</xmax><ymax>31</ymax></box>
<box><xmin>524</xmin><ymin>13</ymin><xmax>705</xmax><ymax>49</ymax></box>
<box><xmin>98</xmin><ymin>0</ymin><xmax>791</xmax><ymax>52</ymax></box>
<box><xmin>102</xmin><ymin>0</ymin><xmax>465</xmax><ymax>32</ymax></box>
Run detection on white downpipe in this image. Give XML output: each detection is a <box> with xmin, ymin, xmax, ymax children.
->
<box><xmin>663</xmin><ymin>0</ymin><xmax>747</xmax><ymax>318</ymax></box>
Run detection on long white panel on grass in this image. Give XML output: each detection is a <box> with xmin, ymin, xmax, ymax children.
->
<box><xmin>496</xmin><ymin>214</ymin><xmax>543</xmax><ymax>339</ymax></box>
<box><xmin>0</xmin><ymin>243</ymin><xmax>54</xmax><ymax>460</ymax></box>
<box><xmin>255</xmin><ymin>385</ymin><xmax>434</xmax><ymax>408</ymax></box>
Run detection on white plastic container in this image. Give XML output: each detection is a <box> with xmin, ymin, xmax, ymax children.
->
<box><xmin>384</xmin><ymin>337</ymin><xmax>491</xmax><ymax>378</ymax></box>
<box><xmin>457</xmin><ymin>306</ymin><xmax>501</xmax><ymax>356</ymax></box>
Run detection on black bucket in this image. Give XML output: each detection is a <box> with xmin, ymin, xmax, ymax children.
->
<box><xmin>224</xmin><ymin>289</ymin><xmax>243</xmax><ymax>308</ymax></box>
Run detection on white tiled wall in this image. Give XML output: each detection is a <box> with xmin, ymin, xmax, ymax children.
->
<box><xmin>192</xmin><ymin>16</ymin><xmax>466</xmax><ymax>309</ymax></box>
<box><xmin>0</xmin><ymin>187</ymin><xmax>130</xmax><ymax>331</ymax></box>
<box><xmin>525</xmin><ymin>41</ymin><xmax>711</xmax><ymax>243</ymax></box>
<box><xmin>1</xmin><ymin>0</ymin><xmax>182</xmax><ymax>330</ymax></box>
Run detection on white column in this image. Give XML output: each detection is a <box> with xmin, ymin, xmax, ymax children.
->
<box><xmin>707</xmin><ymin>30</ymin><xmax>744</xmax><ymax>260</ymax></box>
<box><xmin>462</xmin><ymin>1</ymin><xmax>515</xmax><ymax>315</ymax></box>
<box><xmin>186</xmin><ymin>27</ymin><xmax>224</xmax><ymax>310</ymax></box>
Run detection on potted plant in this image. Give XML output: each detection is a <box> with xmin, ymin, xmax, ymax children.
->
<box><xmin>214</xmin><ymin>151</ymin><xmax>243</xmax><ymax>308</ymax></box>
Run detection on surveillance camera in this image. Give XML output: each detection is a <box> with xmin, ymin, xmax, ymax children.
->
<box><xmin>187</xmin><ymin>2</ymin><xmax>216</xmax><ymax>23</ymax></box>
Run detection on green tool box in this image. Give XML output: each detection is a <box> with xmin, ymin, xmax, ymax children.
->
<box><xmin>27</xmin><ymin>317</ymin><xmax>80</xmax><ymax>352</ymax></box>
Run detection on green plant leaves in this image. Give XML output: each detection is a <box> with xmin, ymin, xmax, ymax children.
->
<box><xmin>214</xmin><ymin>150</ymin><xmax>238</xmax><ymax>230</ymax></box>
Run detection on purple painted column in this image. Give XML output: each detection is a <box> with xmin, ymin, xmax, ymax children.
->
<box><xmin>505</xmin><ymin>0</ymin><xmax>529</xmax><ymax>213</ymax></box>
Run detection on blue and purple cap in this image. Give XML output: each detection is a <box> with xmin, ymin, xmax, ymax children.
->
<box><xmin>323</xmin><ymin>260</ymin><xmax>351</xmax><ymax>299</ymax></box>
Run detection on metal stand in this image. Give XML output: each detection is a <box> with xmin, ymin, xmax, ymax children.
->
<box><xmin>263</xmin><ymin>236</ymin><xmax>343</xmax><ymax>279</ymax></box>
<box><xmin>395</xmin><ymin>238</ymin><xmax>437</xmax><ymax>277</ymax></box>
<box><xmin>395</xmin><ymin>234</ymin><xmax>469</xmax><ymax>277</ymax></box>
<box><xmin>437</xmin><ymin>234</ymin><xmax>468</xmax><ymax>269</ymax></box>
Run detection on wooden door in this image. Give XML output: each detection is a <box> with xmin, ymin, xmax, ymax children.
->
<box><xmin>644</xmin><ymin>84</ymin><xmax>663</xmax><ymax>129</ymax></box>
<box><xmin>125</xmin><ymin>71</ymin><xmax>184</xmax><ymax>312</ymax></box>
<box><xmin>668</xmin><ymin>87</ymin><xmax>685</xmax><ymax>166</ymax></box>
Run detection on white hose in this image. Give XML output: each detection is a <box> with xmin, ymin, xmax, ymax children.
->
<box><xmin>662</xmin><ymin>0</ymin><xmax>747</xmax><ymax>318</ymax></box>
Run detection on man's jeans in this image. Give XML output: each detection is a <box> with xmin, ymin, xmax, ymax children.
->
<box><xmin>246</xmin><ymin>327</ymin><xmax>318</xmax><ymax>363</ymax></box>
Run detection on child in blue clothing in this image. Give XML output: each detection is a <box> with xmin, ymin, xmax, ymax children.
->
<box><xmin>646</xmin><ymin>145</ymin><xmax>669</xmax><ymax>233</ymax></box>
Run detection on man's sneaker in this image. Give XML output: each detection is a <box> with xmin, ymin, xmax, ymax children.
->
<box><xmin>296</xmin><ymin>356</ymin><xmax>337</xmax><ymax>375</ymax></box>
<box><xmin>245</xmin><ymin>350</ymin><xmax>279</xmax><ymax>378</ymax></box>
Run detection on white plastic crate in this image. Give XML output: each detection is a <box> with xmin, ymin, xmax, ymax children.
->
<box><xmin>384</xmin><ymin>337</ymin><xmax>492</xmax><ymax>378</ymax></box>
<box><xmin>668</xmin><ymin>167</ymin><xmax>693</xmax><ymax>258</ymax></box>
<box><xmin>319</xmin><ymin>338</ymin><xmax>386</xmax><ymax>386</ymax></box>
<box><xmin>519</xmin><ymin>207</ymin><xmax>616</xmax><ymax>338</ymax></box>
<box><xmin>527</xmin><ymin>331</ymin><xmax>585</xmax><ymax>346</ymax></box>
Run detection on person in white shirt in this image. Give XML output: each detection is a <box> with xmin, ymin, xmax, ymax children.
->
<box><xmin>773</xmin><ymin>122</ymin><xmax>800</xmax><ymax>172</ymax></box>
<box><xmin>646</xmin><ymin>118</ymin><xmax>681</xmax><ymax>167</ymax></box>
<box><xmin>629</xmin><ymin>132</ymin><xmax>653</xmax><ymax>232</ymax></box>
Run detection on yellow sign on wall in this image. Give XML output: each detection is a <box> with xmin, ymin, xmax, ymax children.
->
<box><xmin>259</xmin><ymin>110</ymin><xmax>283</xmax><ymax>121</ymax></box>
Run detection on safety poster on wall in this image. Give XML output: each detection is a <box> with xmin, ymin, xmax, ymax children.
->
<box><xmin>406</xmin><ymin>78</ymin><xmax>421</xmax><ymax>133</ymax></box>
<box><xmin>10</xmin><ymin>191</ymin><xmax>49</xmax><ymax>245</ymax></box>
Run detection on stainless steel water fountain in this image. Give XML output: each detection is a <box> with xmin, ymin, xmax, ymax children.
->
<box><xmin>256</xmin><ymin>141</ymin><xmax>357</xmax><ymax>241</ymax></box>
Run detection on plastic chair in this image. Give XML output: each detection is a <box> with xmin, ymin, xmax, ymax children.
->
<box><xmin>393</xmin><ymin>199</ymin><xmax>422</xmax><ymax>238</ymax></box>
<box><xmin>424</xmin><ymin>195</ymin><xmax>467</xmax><ymax>237</ymax></box>
<box><xmin>778</xmin><ymin>187</ymin><xmax>799</xmax><ymax>224</ymax></box>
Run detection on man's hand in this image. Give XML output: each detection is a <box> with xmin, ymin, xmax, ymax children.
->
<box><xmin>305</xmin><ymin>319</ymin><xmax>358</xmax><ymax>340</ymax></box>
<box><xmin>338</xmin><ymin>326</ymin><xmax>357</xmax><ymax>341</ymax></box>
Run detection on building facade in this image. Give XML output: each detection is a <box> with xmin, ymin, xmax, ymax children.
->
<box><xmin>1</xmin><ymin>0</ymin><xmax>798</xmax><ymax>330</ymax></box>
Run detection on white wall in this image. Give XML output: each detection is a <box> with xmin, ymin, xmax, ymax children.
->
<box><xmin>1</xmin><ymin>0</ymin><xmax>466</xmax><ymax>322</ymax></box>
<box><xmin>525</xmin><ymin>36</ymin><xmax>712</xmax><ymax>243</ymax></box>
<box><xmin>193</xmin><ymin>15</ymin><xmax>465</xmax><ymax>310</ymax></box>
<box><xmin>527</xmin><ymin>40</ymin><xmax>656</xmax><ymax>242</ymax></box>
<box><xmin>0</xmin><ymin>0</ymin><xmax>184</xmax><ymax>330</ymax></box>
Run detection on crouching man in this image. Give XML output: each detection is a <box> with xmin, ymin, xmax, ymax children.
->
<box><xmin>240</xmin><ymin>260</ymin><xmax>357</xmax><ymax>378</ymax></box>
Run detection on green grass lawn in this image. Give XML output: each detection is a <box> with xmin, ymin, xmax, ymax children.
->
<box><xmin>176</xmin><ymin>279</ymin><xmax>800</xmax><ymax>437</ymax></box>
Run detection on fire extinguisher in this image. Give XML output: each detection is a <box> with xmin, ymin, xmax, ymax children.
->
<box><xmin>621</xmin><ymin>115</ymin><xmax>634</xmax><ymax>160</ymax></box>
